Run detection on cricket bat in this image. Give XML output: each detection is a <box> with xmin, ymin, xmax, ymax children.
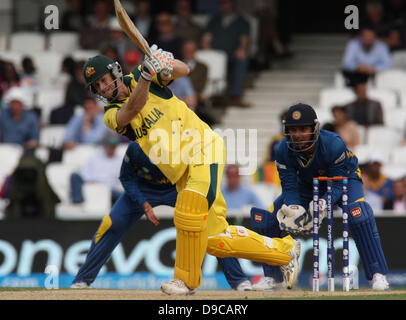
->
<box><xmin>113</xmin><ymin>0</ymin><xmax>152</xmax><ymax>58</ymax></box>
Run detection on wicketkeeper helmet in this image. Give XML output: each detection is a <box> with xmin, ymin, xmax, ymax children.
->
<box><xmin>282</xmin><ymin>103</ymin><xmax>320</xmax><ymax>152</ymax></box>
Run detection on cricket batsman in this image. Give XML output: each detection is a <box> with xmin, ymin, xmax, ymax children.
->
<box><xmin>81</xmin><ymin>47</ymin><xmax>301</xmax><ymax>295</ymax></box>
<box><xmin>250</xmin><ymin>103</ymin><xmax>390</xmax><ymax>291</ymax></box>
<box><xmin>72</xmin><ymin>142</ymin><xmax>252</xmax><ymax>291</ymax></box>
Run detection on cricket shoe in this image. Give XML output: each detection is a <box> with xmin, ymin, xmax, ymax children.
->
<box><xmin>70</xmin><ymin>282</ymin><xmax>90</xmax><ymax>289</ymax></box>
<box><xmin>281</xmin><ymin>239</ymin><xmax>301</xmax><ymax>289</ymax></box>
<box><xmin>370</xmin><ymin>273</ymin><xmax>390</xmax><ymax>291</ymax></box>
<box><xmin>235</xmin><ymin>280</ymin><xmax>252</xmax><ymax>291</ymax></box>
<box><xmin>161</xmin><ymin>279</ymin><xmax>196</xmax><ymax>295</ymax></box>
<box><xmin>252</xmin><ymin>277</ymin><xmax>287</xmax><ymax>291</ymax></box>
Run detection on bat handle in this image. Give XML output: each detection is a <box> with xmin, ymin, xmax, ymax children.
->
<box><xmin>144</xmin><ymin>40</ymin><xmax>153</xmax><ymax>58</ymax></box>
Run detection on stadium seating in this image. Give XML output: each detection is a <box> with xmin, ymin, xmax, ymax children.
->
<box><xmin>318</xmin><ymin>87</ymin><xmax>355</xmax><ymax>110</ymax></box>
<box><xmin>0</xmin><ymin>144</ymin><xmax>24</xmax><ymax>182</ymax></box>
<box><xmin>367</xmin><ymin>88</ymin><xmax>398</xmax><ymax>125</ymax></box>
<box><xmin>46</xmin><ymin>163</ymin><xmax>112</xmax><ymax>217</ymax></box>
<box><xmin>83</xmin><ymin>183</ymin><xmax>111</xmax><ymax>214</ymax></box>
<box><xmin>31</xmin><ymin>51</ymin><xmax>65</xmax><ymax>88</ymax></box>
<box><xmin>45</xmin><ymin>162</ymin><xmax>76</xmax><ymax>203</ymax></box>
<box><xmin>399</xmin><ymin>91</ymin><xmax>406</xmax><ymax>108</ymax></box>
<box><xmin>250</xmin><ymin>182</ymin><xmax>277</xmax><ymax>207</ymax></box>
<box><xmin>9</xmin><ymin>32</ymin><xmax>46</xmax><ymax>52</ymax></box>
<box><xmin>62</xmin><ymin>145</ymin><xmax>100</xmax><ymax>171</ymax></box>
<box><xmin>391</xmin><ymin>146</ymin><xmax>406</xmax><ymax>165</ymax></box>
<box><xmin>3</xmin><ymin>10</ymin><xmax>406</xmax><ymax>222</ymax></box>
<box><xmin>385</xmin><ymin>108</ymin><xmax>406</xmax><ymax>131</ymax></box>
<box><xmin>116</xmin><ymin>143</ymin><xmax>130</xmax><ymax>159</ymax></box>
<box><xmin>381</xmin><ymin>163</ymin><xmax>406</xmax><ymax>180</ymax></box>
<box><xmin>34</xmin><ymin>147</ymin><xmax>50</xmax><ymax>164</ymax></box>
<box><xmin>314</xmin><ymin>107</ymin><xmax>334</xmax><ymax>126</ymax></box>
<box><xmin>352</xmin><ymin>144</ymin><xmax>390</xmax><ymax>165</ymax></box>
<box><xmin>195</xmin><ymin>49</ymin><xmax>228</xmax><ymax>99</ymax></box>
<box><xmin>48</xmin><ymin>32</ymin><xmax>80</xmax><ymax>54</ymax></box>
<box><xmin>365</xmin><ymin>125</ymin><xmax>403</xmax><ymax>148</ymax></box>
<box><xmin>367</xmin><ymin>88</ymin><xmax>398</xmax><ymax>111</ymax></box>
<box><xmin>375</xmin><ymin>69</ymin><xmax>406</xmax><ymax>96</ymax></box>
<box><xmin>334</xmin><ymin>71</ymin><xmax>346</xmax><ymax>88</ymax></box>
<box><xmin>358</xmin><ymin>125</ymin><xmax>367</xmax><ymax>145</ymax></box>
<box><xmin>71</xmin><ymin>50</ymin><xmax>100</xmax><ymax>63</ymax></box>
<box><xmin>37</xmin><ymin>88</ymin><xmax>66</xmax><ymax>123</ymax></box>
<box><xmin>39</xmin><ymin>125</ymin><xmax>67</xmax><ymax>149</ymax></box>
<box><xmin>391</xmin><ymin>50</ymin><xmax>406</xmax><ymax>70</ymax></box>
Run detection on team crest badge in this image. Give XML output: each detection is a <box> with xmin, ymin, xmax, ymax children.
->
<box><xmin>292</xmin><ymin>111</ymin><xmax>301</xmax><ymax>120</ymax></box>
<box><xmin>85</xmin><ymin>66</ymin><xmax>96</xmax><ymax>78</ymax></box>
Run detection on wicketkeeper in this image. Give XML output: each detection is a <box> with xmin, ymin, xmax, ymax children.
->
<box><xmin>250</xmin><ymin>103</ymin><xmax>389</xmax><ymax>291</ymax></box>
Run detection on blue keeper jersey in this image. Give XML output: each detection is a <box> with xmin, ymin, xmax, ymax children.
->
<box><xmin>119</xmin><ymin>142</ymin><xmax>174</xmax><ymax>206</ymax></box>
<box><xmin>275</xmin><ymin>129</ymin><xmax>362</xmax><ymax>205</ymax></box>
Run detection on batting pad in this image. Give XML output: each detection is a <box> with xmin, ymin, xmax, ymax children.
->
<box><xmin>173</xmin><ymin>190</ymin><xmax>209</xmax><ymax>289</ymax></box>
<box><xmin>207</xmin><ymin>226</ymin><xmax>293</xmax><ymax>266</ymax></box>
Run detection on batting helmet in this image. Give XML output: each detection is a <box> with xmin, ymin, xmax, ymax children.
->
<box><xmin>82</xmin><ymin>55</ymin><xmax>123</xmax><ymax>99</ymax></box>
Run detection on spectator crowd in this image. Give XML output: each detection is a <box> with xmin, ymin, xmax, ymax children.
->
<box><xmin>1</xmin><ymin>0</ymin><xmax>406</xmax><ymax>218</ymax></box>
<box><xmin>0</xmin><ymin>0</ymin><xmax>291</xmax><ymax>218</ymax></box>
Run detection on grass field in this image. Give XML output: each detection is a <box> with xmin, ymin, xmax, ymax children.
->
<box><xmin>0</xmin><ymin>287</ymin><xmax>405</xmax><ymax>300</ymax></box>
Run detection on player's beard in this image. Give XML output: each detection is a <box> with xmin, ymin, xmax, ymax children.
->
<box><xmin>290</xmin><ymin>133</ymin><xmax>315</xmax><ymax>152</ymax></box>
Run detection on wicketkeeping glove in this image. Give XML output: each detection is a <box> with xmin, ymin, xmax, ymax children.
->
<box><xmin>276</xmin><ymin>204</ymin><xmax>313</xmax><ymax>235</ymax></box>
<box><xmin>308</xmin><ymin>198</ymin><xmax>328</xmax><ymax>225</ymax></box>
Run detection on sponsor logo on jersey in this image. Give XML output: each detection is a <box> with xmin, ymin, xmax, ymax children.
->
<box><xmin>254</xmin><ymin>213</ymin><xmax>263</xmax><ymax>223</ymax></box>
<box><xmin>275</xmin><ymin>160</ymin><xmax>287</xmax><ymax>170</ymax></box>
<box><xmin>350</xmin><ymin>207</ymin><xmax>362</xmax><ymax>218</ymax></box>
<box><xmin>334</xmin><ymin>152</ymin><xmax>346</xmax><ymax>164</ymax></box>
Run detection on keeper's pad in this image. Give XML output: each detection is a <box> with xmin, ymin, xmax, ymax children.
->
<box><xmin>173</xmin><ymin>190</ymin><xmax>208</xmax><ymax>289</ymax></box>
<box><xmin>207</xmin><ymin>226</ymin><xmax>292</xmax><ymax>266</ymax></box>
<box><xmin>348</xmin><ymin>201</ymin><xmax>388</xmax><ymax>280</ymax></box>
<box><xmin>250</xmin><ymin>207</ymin><xmax>281</xmax><ymax>237</ymax></box>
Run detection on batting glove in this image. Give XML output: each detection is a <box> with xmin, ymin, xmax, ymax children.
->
<box><xmin>141</xmin><ymin>45</ymin><xmax>165</xmax><ymax>81</ymax></box>
<box><xmin>161</xmin><ymin>51</ymin><xmax>175</xmax><ymax>78</ymax></box>
<box><xmin>150</xmin><ymin>45</ymin><xmax>174</xmax><ymax>78</ymax></box>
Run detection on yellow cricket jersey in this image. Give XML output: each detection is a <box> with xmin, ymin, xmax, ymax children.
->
<box><xmin>104</xmin><ymin>66</ymin><xmax>221</xmax><ymax>184</ymax></box>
